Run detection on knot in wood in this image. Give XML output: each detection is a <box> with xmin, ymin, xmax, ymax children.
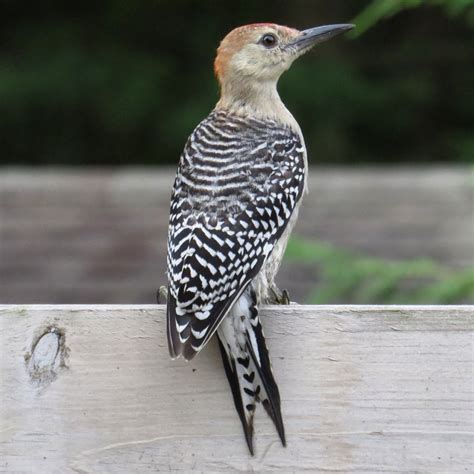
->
<box><xmin>27</xmin><ymin>327</ymin><xmax>64</xmax><ymax>387</ymax></box>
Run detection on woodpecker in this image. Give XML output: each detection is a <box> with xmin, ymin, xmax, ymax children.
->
<box><xmin>166</xmin><ymin>22</ymin><xmax>353</xmax><ymax>454</ymax></box>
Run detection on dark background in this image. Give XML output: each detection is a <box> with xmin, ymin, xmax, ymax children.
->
<box><xmin>1</xmin><ymin>0</ymin><xmax>473</xmax><ymax>167</ymax></box>
<box><xmin>1</xmin><ymin>1</ymin><xmax>473</xmax><ymax>305</ymax></box>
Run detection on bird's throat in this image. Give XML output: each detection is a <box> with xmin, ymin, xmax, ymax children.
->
<box><xmin>217</xmin><ymin>79</ymin><xmax>294</xmax><ymax>126</ymax></box>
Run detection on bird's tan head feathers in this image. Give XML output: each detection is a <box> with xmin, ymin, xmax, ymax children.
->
<box><xmin>214</xmin><ymin>22</ymin><xmax>354</xmax><ymax>117</ymax></box>
<box><xmin>214</xmin><ymin>24</ymin><xmax>300</xmax><ymax>85</ymax></box>
<box><xmin>214</xmin><ymin>23</ymin><xmax>354</xmax><ymax>86</ymax></box>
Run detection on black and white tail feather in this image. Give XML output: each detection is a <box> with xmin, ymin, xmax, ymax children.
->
<box><xmin>217</xmin><ymin>287</ymin><xmax>285</xmax><ymax>455</ymax></box>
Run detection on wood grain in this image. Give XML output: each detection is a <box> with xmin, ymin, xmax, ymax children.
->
<box><xmin>1</xmin><ymin>305</ymin><xmax>473</xmax><ymax>473</ymax></box>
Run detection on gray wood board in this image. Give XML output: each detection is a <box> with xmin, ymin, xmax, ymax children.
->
<box><xmin>1</xmin><ymin>305</ymin><xmax>473</xmax><ymax>473</ymax></box>
<box><xmin>1</xmin><ymin>167</ymin><xmax>473</xmax><ymax>304</ymax></box>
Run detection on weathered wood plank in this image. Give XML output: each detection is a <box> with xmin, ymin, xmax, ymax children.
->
<box><xmin>1</xmin><ymin>167</ymin><xmax>473</xmax><ymax>304</ymax></box>
<box><xmin>1</xmin><ymin>305</ymin><xmax>473</xmax><ymax>473</ymax></box>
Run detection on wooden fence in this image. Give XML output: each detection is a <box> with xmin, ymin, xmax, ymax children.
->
<box><xmin>1</xmin><ymin>305</ymin><xmax>473</xmax><ymax>472</ymax></box>
<box><xmin>2</xmin><ymin>167</ymin><xmax>473</xmax><ymax>304</ymax></box>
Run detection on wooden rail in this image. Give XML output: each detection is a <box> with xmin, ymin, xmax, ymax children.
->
<box><xmin>1</xmin><ymin>305</ymin><xmax>473</xmax><ymax>472</ymax></box>
<box><xmin>2</xmin><ymin>167</ymin><xmax>473</xmax><ymax>304</ymax></box>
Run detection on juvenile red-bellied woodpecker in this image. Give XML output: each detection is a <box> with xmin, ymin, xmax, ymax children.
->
<box><xmin>166</xmin><ymin>22</ymin><xmax>353</xmax><ymax>454</ymax></box>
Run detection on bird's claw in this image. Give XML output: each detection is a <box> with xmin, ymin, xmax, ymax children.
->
<box><xmin>280</xmin><ymin>289</ymin><xmax>291</xmax><ymax>305</ymax></box>
<box><xmin>157</xmin><ymin>285</ymin><xmax>168</xmax><ymax>304</ymax></box>
<box><xmin>270</xmin><ymin>286</ymin><xmax>291</xmax><ymax>305</ymax></box>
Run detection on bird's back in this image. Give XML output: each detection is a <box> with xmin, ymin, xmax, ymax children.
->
<box><xmin>166</xmin><ymin>109</ymin><xmax>306</xmax><ymax>360</ymax></box>
<box><xmin>172</xmin><ymin>110</ymin><xmax>301</xmax><ymax>214</ymax></box>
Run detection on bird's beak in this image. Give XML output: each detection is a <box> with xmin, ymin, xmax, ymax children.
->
<box><xmin>287</xmin><ymin>24</ymin><xmax>354</xmax><ymax>52</ymax></box>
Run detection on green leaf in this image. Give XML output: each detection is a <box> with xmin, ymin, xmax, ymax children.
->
<box><xmin>285</xmin><ymin>237</ymin><xmax>474</xmax><ymax>304</ymax></box>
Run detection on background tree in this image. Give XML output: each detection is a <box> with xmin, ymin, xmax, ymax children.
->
<box><xmin>0</xmin><ymin>0</ymin><xmax>472</xmax><ymax>165</ymax></box>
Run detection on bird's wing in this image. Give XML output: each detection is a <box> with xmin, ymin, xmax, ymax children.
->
<box><xmin>166</xmin><ymin>110</ymin><xmax>305</xmax><ymax>360</ymax></box>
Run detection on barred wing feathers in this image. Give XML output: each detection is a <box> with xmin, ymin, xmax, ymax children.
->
<box><xmin>166</xmin><ymin>110</ymin><xmax>305</xmax><ymax>361</ymax></box>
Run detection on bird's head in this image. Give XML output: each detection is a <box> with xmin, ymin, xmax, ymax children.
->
<box><xmin>215</xmin><ymin>23</ymin><xmax>354</xmax><ymax>107</ymax></box>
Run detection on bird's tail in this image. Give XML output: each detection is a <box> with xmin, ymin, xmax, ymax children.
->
<box><xmin>217</xmin><ymin>287</ymin><xmax>285</xmax><ymax>455</ymax></box>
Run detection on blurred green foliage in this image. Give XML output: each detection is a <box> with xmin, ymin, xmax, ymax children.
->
<box><xmin>351</xmin><ymin>0</ymin><xmax>474</xmax><ymax>36</ymax></box>
<box><xmin>0</xmin><ymin>1</ymin><xmax>473</xmax><ymax>165</ymax></box>
<box><xmin>285</xmin><ymin>237</ymin><xmax>474</xmax><ymax>304</ymax></box>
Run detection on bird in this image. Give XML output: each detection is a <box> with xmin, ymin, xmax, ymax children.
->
<box><xmin>165</xmin><ymin>22</ymin><xmax>354</xmax><ymax>455</ymax></box>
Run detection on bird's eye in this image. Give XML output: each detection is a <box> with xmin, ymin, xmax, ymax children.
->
<box><xmin>260</xmin><ymin>34</ymin><xmax>277</xmax><ymax>48</ymax></box>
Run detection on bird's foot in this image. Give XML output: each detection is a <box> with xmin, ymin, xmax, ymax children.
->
<box><xmin>157</xmin><ymin>285</ymin><xmax>168</xmax><ymax>304</ymax></box>
<box><xmin>269</xmin><ymin>286</ymin><xmax>291</xmax><ymax>305</ymax></box>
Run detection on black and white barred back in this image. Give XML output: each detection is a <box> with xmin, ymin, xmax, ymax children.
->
<box><xmin>166</xmin><ymin>109</ymin><xmax>305</xmax><ymax>361</ymax></box>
